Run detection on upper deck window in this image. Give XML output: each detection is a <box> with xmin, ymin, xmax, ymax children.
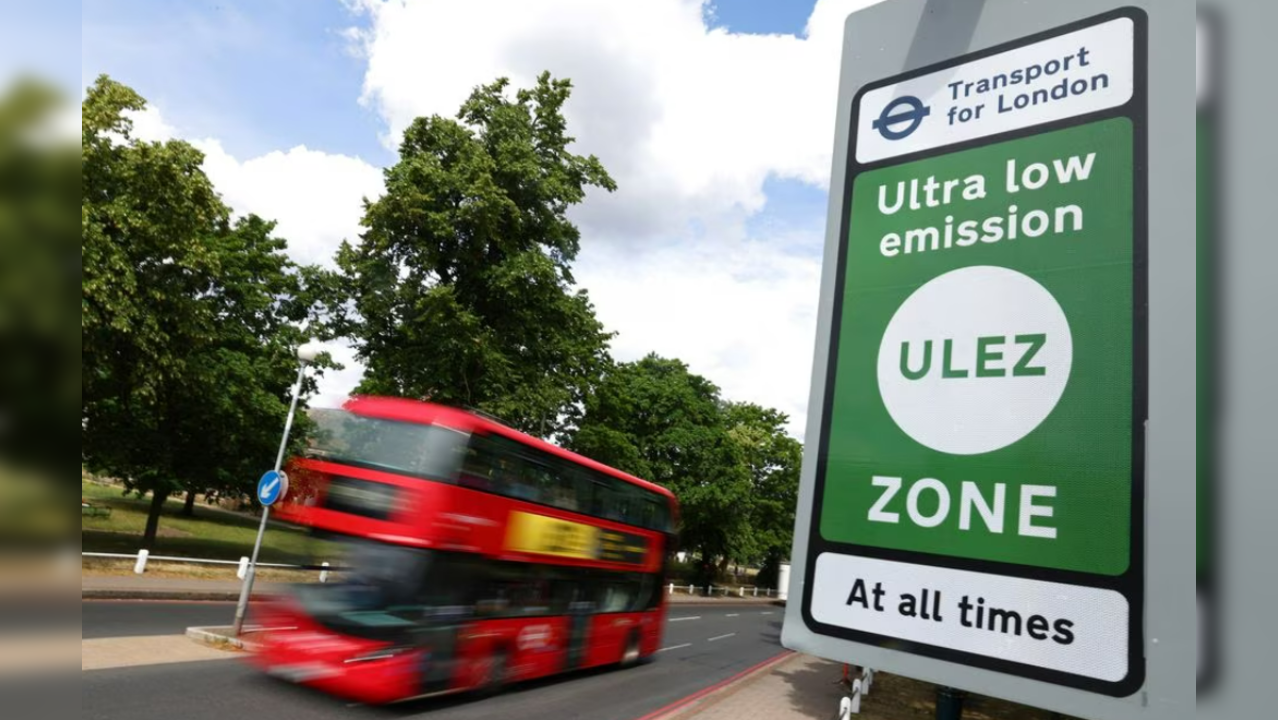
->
<box><xmin>305</xmin><ymin>408</ymin><xmax>467</xmax><ymax>482</ymax></box>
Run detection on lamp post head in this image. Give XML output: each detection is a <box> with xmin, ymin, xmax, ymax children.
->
<box><xmin>296</xmin><ymin>342</ymin><xmax>323</xmax><ymax>365</ymax></box>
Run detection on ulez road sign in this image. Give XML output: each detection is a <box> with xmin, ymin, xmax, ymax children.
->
<box><xmin>782</xmin><ymin>2</ymin><xmax>1194</xmax><ymax>719</ymax></box>
<box><xmin>812</xmin><ymin>5</ymin><xmax>1146</xmax><ymax>691</ymax></box>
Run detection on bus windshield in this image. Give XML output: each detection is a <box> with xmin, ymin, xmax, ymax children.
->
<box><xmin>305</xmin><ymin>409</ymin><xmax>467</xmax><ymax>481</ymax></box>
<box><xmin>288</xmin><ymin>538</ymin><xmax>474</xmax><ymax>640</ymax></box>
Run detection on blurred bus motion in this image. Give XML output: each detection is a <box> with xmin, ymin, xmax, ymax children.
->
<box><xmin>246</xmin><ymin>396</ymin><xmax>680</xmax><ymax>705</ymax></box>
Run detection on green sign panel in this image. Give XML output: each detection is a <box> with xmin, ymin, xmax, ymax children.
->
<box><xmin>801</xmin><ymin>7</ymin><xmax>1147</xmax><ymax>697</ymax></box>
<box><xmin>822</xmin><ymin>118</ymin><xmax>1135</xmax><ymax>574</ymax></box>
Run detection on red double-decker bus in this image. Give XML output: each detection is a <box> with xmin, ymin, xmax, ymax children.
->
<box><xmin>246</xmin><ymin>396</ymin><xmax>679</xmax><ymax>705</ymax></box>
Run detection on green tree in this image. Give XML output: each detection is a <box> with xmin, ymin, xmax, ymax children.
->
<box><xmin>723</xmin><ymin>402</ymin><xmax>802</xmax><ymax>584</ymax></box>
<box><xmin>335</xmin><ymin>72</ymin><xmax>615</xmax><ymax>438</ymax></box>
<box><xmin>568</xmin><ymin>354</ymin><xmax>755</xmax><ymax>573</ymax></box>
<box><xmin>81</xmin><ymin>75</ymin><xmax>333</xmax><ymax>546</ymax></box>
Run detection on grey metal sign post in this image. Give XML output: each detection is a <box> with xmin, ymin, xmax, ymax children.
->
<box><xmin>231</xmin><ymin>343</ymin><xmax>319</xmax><ymax>637</ymax></box>
<box><xmin>781</xmin><ymin>2</ymin><xmax>1195</xmax><ymax>719</ymax></box>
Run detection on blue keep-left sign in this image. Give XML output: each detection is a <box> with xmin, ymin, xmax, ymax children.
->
<box><xmin>257</xmin><ymin>470</ymin><xmax>288</xmax><ymax>506</ymax></box>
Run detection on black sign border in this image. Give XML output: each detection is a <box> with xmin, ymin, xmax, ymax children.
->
<box><xmin>800</xmin><ymin>5</ymin><xmax>1149</xmax><ymax>698</ymax></box>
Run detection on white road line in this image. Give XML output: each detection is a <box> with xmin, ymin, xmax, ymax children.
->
<box><xmin>707</xmin><ymin>633</ymin><xmax>736</xmax><ymax>642</ymax></box>
<box><xmin>760</xmin><ymin>611</ymin><xmax>775</xmax><ymax>615</ymax></box>
<box><xmin>726</xmin><ymin>613</ymin><xmax>739</xmax><ymax>617</ymax></box>
<box><xmin>658</xmin><ymin>643</ymin><xmax>692</xmax><ymax>652</ymax></box>
<box><xmin>668</xmin><ymin>616</ymin><xmax>701</xmax><ymax>622</ymax></box>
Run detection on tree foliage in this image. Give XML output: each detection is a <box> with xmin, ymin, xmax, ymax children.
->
<box><xmin>81</xmin><ymin>75</ymin><xmax>333</xmax><ymax>546</ymax></box>
<box><xmin>568</xmin><ymin>354</ymin><xmax>800</xmax><ymax>574</ymax></box>
<box><xmin>723</xmin><ymin>401</ymin><xmax>803</xmax><ymax>581</ymax></box>
<box><xmin>334</xmin><ymin>72</ymin><xmax>616</xmax><ymax>438</ymax></box>
<box><xmin>77</xmin><ymin>69</ymin><xmax>805</xmax><ymax>576</ymax></box>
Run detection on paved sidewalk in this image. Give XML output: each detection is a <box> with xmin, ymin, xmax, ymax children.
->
<box><xmin>661</xmin><ymin>654</ymin><xmax>1083</xmax><ymax>720</ymax></box>
<box><xmin>654</xmin><ymin>653</ymin><xmax>848</xmax><ymax>720</ymax></box>
<box><xmin>83</xmin><ymin>573</ymin><xmax>784</xmax><ymax>605</ymax></box>
<box><xmin>83</xmin><ymin>634</ymin><xmax>239</xmax><ymax>672</ymax></box>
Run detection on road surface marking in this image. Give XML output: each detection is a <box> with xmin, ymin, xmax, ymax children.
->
<box><xmin>760</xmin><ymin>611</ymin><xmax>774</xmax><ymax>615</ymax></box>
<box><xmin>707</xmin><ymin>633</ymin><xmax>736</xmax><ymax>642</ymax></box>
<box><xmin>668</xmin><ymin>616</ymin><xmax>701</xmax><ymax>622</ymax></box>
<box><xmin>658</xmin><ymin>643</ymin><xmax>693</xmax><ymax>652</ymax></box>
<box><xmin>726</xmin><ymin>613</ymin><xmax>739</xmax><ymax>617</ymax></box>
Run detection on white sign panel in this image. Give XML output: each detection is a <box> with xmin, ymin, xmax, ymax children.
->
<box><xmin>856</xmin><ymin>16</ymin><xmax>1135</xmax><ymax>164</ymax></box>
<box><xmin>810</xmin><ymin>553</ymin><xmax>1130</xmax><ymax>682</ymax></box>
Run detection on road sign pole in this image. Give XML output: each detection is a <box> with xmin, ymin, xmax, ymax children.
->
<box><xmin>936</xmin><ymin>686</ymin><xmax>966</xmax><ymax>720</ymax></box>
<box><xmin>271</xmin><ymin>362</ymin><xmax>308</xmax><ymax>475</ymax></box>
<box><xmin>232</xmin><ymin>360</ymin><xmax>307</xmax><ymax>636</ymax></box>
<box><xmin>232</xmin><ymin>504</ymin><xmax>271</xmax><ymax>636</ymax></box>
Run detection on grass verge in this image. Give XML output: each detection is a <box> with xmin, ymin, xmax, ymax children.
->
<box><xmin>82</xmin><ymin>481</ymin><xmax>333</xmax><ymax>568</ymax></box>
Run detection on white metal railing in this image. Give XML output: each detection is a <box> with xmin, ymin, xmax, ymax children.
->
<box><xmin>82</xmin><ymin>551</ymin><xmax>337</xmax><ymax>582</ymax></box>
<box><xmin>83</xmin><ymin>550</ymin><xmax>780</xmax><ymax>597</ymax></box>
<box><xmin>665</xmin><ymin>582</ymin><xmax>780</xmax><ymax>598</ymax></box>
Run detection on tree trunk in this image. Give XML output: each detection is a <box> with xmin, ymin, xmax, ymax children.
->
<box><xmin>182</xmin><ymin>490</ymin><xmax>197</xmax><ymax>517</ymax></box>
<box><xmin>142</xmin><ymin>490</ymin><xmax>170</xmax><ymax>549</ymax></box>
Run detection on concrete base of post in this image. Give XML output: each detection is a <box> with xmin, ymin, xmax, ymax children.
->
<box><xmin>186</xmin><ymin>626</ymin><xmax>254</xmax><ymax>652</ymax></box>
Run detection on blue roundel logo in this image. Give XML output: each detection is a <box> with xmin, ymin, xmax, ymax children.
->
<box><xmin>872</xmin><ymin>95</ymin><xmax>931</xmax><ymax>140</ymax></box>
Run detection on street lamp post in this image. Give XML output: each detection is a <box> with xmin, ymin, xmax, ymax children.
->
<box><xmin>232</xmin><ymin>342</ymin><xmax>321</xmax><ymax>637</ymax></box>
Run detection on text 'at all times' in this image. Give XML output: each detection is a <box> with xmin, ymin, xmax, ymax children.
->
<box><xmin>845</xmin><ymin>578</ymin><xmax>1077</xmax><ymax>645</ymax></box>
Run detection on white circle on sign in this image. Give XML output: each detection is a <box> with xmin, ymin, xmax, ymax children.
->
<box><xmin>876</xmin><ymin>265</ymin><xmax>1072</xmax><ymax>455</ymax></box>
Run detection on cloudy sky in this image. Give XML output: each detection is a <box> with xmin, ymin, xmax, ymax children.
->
<box><xmin>72</xmin><ymin>0</ymin><xmax>887</xmax><ymax>439</ymax></box>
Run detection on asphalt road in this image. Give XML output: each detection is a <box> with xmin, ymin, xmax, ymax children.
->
<box><xmin>83</xmin><ymin>600</ymin><xmax>241</xmax><ymax>638</ymax></box>
<box><xmin>83</xmin><ymin>603</ymin><xmax>787</xmax><ymax>720</ymax></box>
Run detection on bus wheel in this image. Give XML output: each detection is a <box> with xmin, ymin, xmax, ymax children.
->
<box><xmin>479</xmin><ymin>650</ymin><xmax>509</xmax><ymax>697</ymax></box>
<box><xmin>620</xmin><ymin>633</ymin><xmax>641</xmax><ymax>668</ymax></box>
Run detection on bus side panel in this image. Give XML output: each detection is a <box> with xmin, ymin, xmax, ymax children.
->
<box><xmin>641</xmin><ymin>609</ymin><xmax>664</xmax><ymax>657</ymax></box>
<box><xmin>510</xmin><ymin>616</ymin><xmax>573</xmax><ymax>683</ymax></box>
<box><xmin>458</xmin><ymin>617</ymin><xmax>573</xmax><ymax>686</ymax></box>
<box><xmin>585</xmin><ymin>612</ymin><xmax>641</xmax><ymax>667</ymax></box>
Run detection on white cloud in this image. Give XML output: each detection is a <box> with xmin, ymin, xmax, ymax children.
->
<box><xmin>577</xmin><ymin>234</ymin><xmax>822</xmax><ymax>437</ymax></box>
<box><xmin>347</xmin><ymin>0</ymin><xmax>881</xmax><ymax>243</ymax></box>
<box><xmin>125</xmin><ymin>104</ymin><xmax>384</xmax><ymax>269</ymax></box>
<box><xmin>194</xmin><ymin>141</ymin><xmax>384</xmax><ymax>269</ymax></box>
<box><xmin>308</xmin><ymin>343</ymin><xmax>366</xmax><ymax>409</ymax></box>
<box><xmin>125</xmin><ymin>104</ymin><xmax>176</xmax><ymax>143</ymax></box>
<box><xmin>106</xmin><ymin>0</ymin><xmax>893</xmax><ymax>439</ymax></box>
<box><xmin>340</xmin><ymin>0</ymin><xmax>886</xmax><ymax>437</ymax></box>
<box><xmin>121</xmin><ymin>103</ymin><xmax>382</xmax><ymax>410</ymax></box>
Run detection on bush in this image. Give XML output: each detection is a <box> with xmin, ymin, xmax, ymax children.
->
<box><xmin>666</xmin><ymin>557</ymin><xmax>697</xmax><ymax>584</ymax></box>
<box><xmin>755</xmin><ymin>554</ymin><xmax>782</xmax><ymax>589</ymax></box>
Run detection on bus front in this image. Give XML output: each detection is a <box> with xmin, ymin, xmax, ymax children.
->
<box><xmin>247</xmin><ymin>399</ymin><xmax>482</xmax><ymax>704</ymax></box>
